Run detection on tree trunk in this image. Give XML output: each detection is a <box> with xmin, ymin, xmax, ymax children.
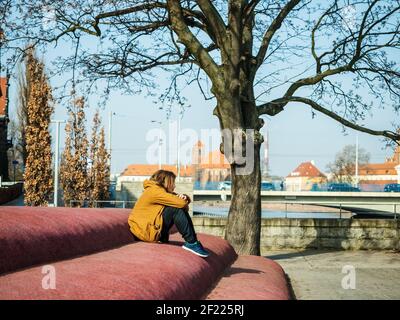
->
<box><xmin>224</xmin><ymin>143</ymin><xmax>262</xmax><ymax>255</ymax></box>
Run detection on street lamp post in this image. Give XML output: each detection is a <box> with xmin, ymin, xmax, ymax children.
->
<box><xmin>108</xmin><ymin>110</ymin><xmax>116</xmax><ymax>176</ymax></box>
<box><xmin>0</xmin><ymin>28</ymin><xmax>4</xmax><ymax>81</ymax></box>
<box><xmin>177</xmin><ymin>114</ymin><xmax>181</xmax><ymax>181</ymax></box>
<box><xmin>12</xmin><ymin>160</ymin><xmax>18</xmax><ymax>182</ymax></box>
<box><xmin>51</xmin><ymin>120</ymin><xmax>66</xmax><ymax>207</ymax></box>
<box><xmin>355</xmin><ymin>133</ymin><xmax>359</xmax><ymax>187</ymax></box>
<box><xmin>151</xmin><ymin>120</ymin><xmax>163</xmax><ymax>169</ymax></box>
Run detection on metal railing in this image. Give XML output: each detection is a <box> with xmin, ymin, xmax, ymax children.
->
<box><xmin>193</xmin><ymin>201</ymin><xmax>399</xmax><ymax>220</ymax></box>
<box><xmin>69</xmin><ymin>200</ymin><xmax>136</xmax><ymax>208</ymax></box>
<box><xmin>193</xmin><ymin>181</ymin><xmax>400</xmax><ymax>192</ymax></box>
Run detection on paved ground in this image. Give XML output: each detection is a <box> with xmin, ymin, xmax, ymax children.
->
<box><xmin>266</xmin><ymin>249</ymin><xmax>400</xmax><ymax>300</ymax></box>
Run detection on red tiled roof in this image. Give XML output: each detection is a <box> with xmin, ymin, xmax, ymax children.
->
<box><xmin>358</xmin><ymin>142</ymin><xmax>399</xmax><ymax>176</ymax></box>
<box><xmin>359</xmin><ymin>163</ymin><xmax>397</xmax><ymax>175</ymax></box>
<box><xmin>0</xmin><ymin>77</ymin><xmax>7</xmax><ymax>117</ymax></box>
<box><xmin>287</xmin><ymin>161</ymin><xmax>326</xmax><ymax>178</ymax></box>
<box><xmin>121</xmin><ymin>164</ymin><xmax>193</xmax><ymax>177</ymax></box>
<box><xmin>121</xmin><ymin>142</ymin><xmax>232</xmax><ymax>177</ymax></box>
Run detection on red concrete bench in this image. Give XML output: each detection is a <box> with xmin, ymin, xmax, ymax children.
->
<box><xmin>0</xmin><ymin>206</ymin><xmax>134</xmax><ymax>274</ymax></box>
<box><xmin>0</xmin><ymin>207</ymin><xmax>290</xmax><ymax>300</ymax></box>
<box><xmin>206</xmin><ymin>256</ymin><xmax>290</xmax><ymax>300</ymax></box>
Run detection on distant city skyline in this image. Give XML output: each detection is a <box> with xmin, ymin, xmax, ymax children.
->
<box><xmin>5</xmin><ymin>72</ymin><xmax>397</xmax><ymax>179</ymax></box>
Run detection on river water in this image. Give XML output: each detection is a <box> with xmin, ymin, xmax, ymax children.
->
<box><xmin>193</xmin><ymin>205</ymin><xmax>354</xmax><ymax>219</ymax></box>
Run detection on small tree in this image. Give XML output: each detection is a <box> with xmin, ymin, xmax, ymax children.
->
<box><xmin>95</xmin><ymin>127</ymin><xmax>110</xmax><ymax>205</ymax></box>
<box><xmin>23</xmin><ymin>49</ymin><xmax>53</xmax><ymax>206</ymax></box>
<box><xmin>327</xmin><ymin>144</ymin><xmax>370</xmax><ymax>183</ymax></box>
<box><xmin>88</xmin><ymin>110</ymin><xmax>110</xmax><ymax>207</ymax></box>
<box><xmin>60</xmin><ymin>97</ymin><xmax>89</xmax><ymax>207</ymax></box>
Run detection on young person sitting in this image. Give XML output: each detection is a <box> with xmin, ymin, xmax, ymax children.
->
<box><xmin>128</xmin><ymin>170</ymin><xmax>210</xmax><ymax>258</ymax></box>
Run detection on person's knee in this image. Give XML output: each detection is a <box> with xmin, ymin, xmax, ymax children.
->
<box><xmin>173</xmin><ymin>208</ymin><xmax>191</xmax><ymax>224</ymax></box>
<box><xmin>174</xmin><ymin>208</ymin><xmax>186</xmax><ymax>217</ymax></box>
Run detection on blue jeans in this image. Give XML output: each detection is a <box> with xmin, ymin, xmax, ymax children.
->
<box><xmin>159</xmin><ymin>206</ymin><xmax>197</xmax><ymax>243</ymax></box>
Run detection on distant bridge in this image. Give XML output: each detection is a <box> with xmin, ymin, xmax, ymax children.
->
<box><xmin>193</xmin><ymin>190</ymin><xmax>400</xmax><ymax>216</ymax></box>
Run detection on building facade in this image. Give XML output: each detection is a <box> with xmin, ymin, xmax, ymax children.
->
<box><xmin>0</xmin><ymin>76</ymin><xmax>12</xmax><ymax>181</ymax></box>
<box><xmin>118</xmin><ymin>164</ymin><xmax>193</xmax><ymax>185</ymax></box>
<box><xmin>192</xmin><ymin>141</ymin><xmax>230</xmax><ymax>186</ymax></box>
<box><xmin>119</xmin><ymin>141</ymin><xmax>231</xmax><ymax>189</ymax></box>
<box><xmin>285</xmin><ymin>161</ymin><xmax>327</xmax><ymax>191</ymax></box>
<box><xmin>358</xmin><ymin>144</ymin><xmax>400</xmax><ymax>191</ymax></box>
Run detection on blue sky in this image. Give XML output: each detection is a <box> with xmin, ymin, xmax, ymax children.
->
<box><xmin>6</xmin><ymin>67</ymin><xmax>396</xmax><ymax>178</ymax></box>
<box><xmin>3</xmin><ymin>2</ymin><xmax>399</xmax><ymax>178</ymax></box>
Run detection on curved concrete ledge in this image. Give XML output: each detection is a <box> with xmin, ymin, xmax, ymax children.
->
<box><xmin>206</xmin><ymin>255</ymin><xmax>291</xmax><ymax>300</ymax></box>
<box><xmin>0</xmin><ymin>207</ymin><xmax>290</xmax><ymax>300</ymax></box>
<box><xmin>0</xmin><ymin>233</ymin><xmax>237</xmax><ymax>300</ymax></box>
<box><xmin>0</xmin><ymin>206</ymin><xmax>134</xmax><ymax>274</ymax></box>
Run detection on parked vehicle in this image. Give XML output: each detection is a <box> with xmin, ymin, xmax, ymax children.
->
<box><xmin>327</xmin><ymin>183</ymin><xmax>360</xmax><ymax>192</ymax></box>
<box><xmin>383</xmin><ymin>183</ymin><xmax>400</xmax><ymax>192</ymax></box>
<box><xmin>261</xmin><ymin>182</ymin><xmax>275</xmax><ymax>191</ymax></box>
<box><xmin>218</xmin><ymin>181</ymin><xmax>232</xmax><ymax>190</ymax></box>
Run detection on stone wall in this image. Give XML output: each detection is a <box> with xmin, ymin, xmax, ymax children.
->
<box><xmin>116</xmin><ymin>181</ymin><xmax>194</xmax><ymax>214</ymax></box>
<box><xmin>192</xmin><ymin>216</ymin><xmax>400</xmax><ymax>254</ymax></box>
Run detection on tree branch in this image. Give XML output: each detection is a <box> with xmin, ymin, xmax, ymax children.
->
<box><xmin>254</xmin><ymin>0</ymin><xmax>301</xmax><ymax>71</ymax></box>
<box><xmin>271</xmin><ymin>96</ymin><xmax>400</xmax><ymax>143</ymax></box>
<box><xmin>197</xmin><ymin>0</ymin><xmax>227</xmax><ymax>49</ymax></box>
<box><xmin>166</xmin><ymin>0</ymin><xmax>223</xmax><ymax>86</ymax></box>
<box><xmin>92</xmin><ymin>2</ymin><xmax>167</xmax><ymax>35</ymax></box>
<box><xmin>257</xmin><ymin>98</ymin><xmax>288</xmax><ymax>116</ymax></box>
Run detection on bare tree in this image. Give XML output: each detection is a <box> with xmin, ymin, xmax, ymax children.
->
<box><xmin>327</xmin><ymin>144</ymin><xmax>370</xmax><ymax>183</ymax></box>
<box><xmin>2</xmin><ymin>0</ymin><xmax>400</xmax><ymax>254</ymax></box>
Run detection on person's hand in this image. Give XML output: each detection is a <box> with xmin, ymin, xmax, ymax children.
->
<box><xmin>177</xmin><ymin>193</ymin><xmax>191</xmax><ymax>203</ymax></box>
<box><xmin>182</xmin><ymin>194</ymin><xmax>191</xmax><ymax>204</ymax></box>
<box><xmin>177</xmin><ymin>194</ymin><xmax>188</xmax><ymax>201</ymax></box>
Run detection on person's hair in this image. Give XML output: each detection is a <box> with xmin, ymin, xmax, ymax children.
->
<box><xmin>150</xmin><ymin>170</ymin><xmax>176</xmax><ymax>192</ymax></box>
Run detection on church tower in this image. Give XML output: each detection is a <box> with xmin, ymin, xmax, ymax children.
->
<box><xmin>191</xmin><ymin>140</ymin><xmax>204</xmax><ymax>181</ymax></box>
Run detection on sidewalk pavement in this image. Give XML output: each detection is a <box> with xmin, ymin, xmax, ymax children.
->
<box><xmin>266</xmin><ymin>249</ymin><xmax>400</xmax><ymax>300</ymax></box>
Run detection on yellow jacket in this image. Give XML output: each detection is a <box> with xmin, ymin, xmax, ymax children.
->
<box><xmin>128</xmin><ymin>179</ymin><xmax>187</xmax><ymax>242</ymax></box>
